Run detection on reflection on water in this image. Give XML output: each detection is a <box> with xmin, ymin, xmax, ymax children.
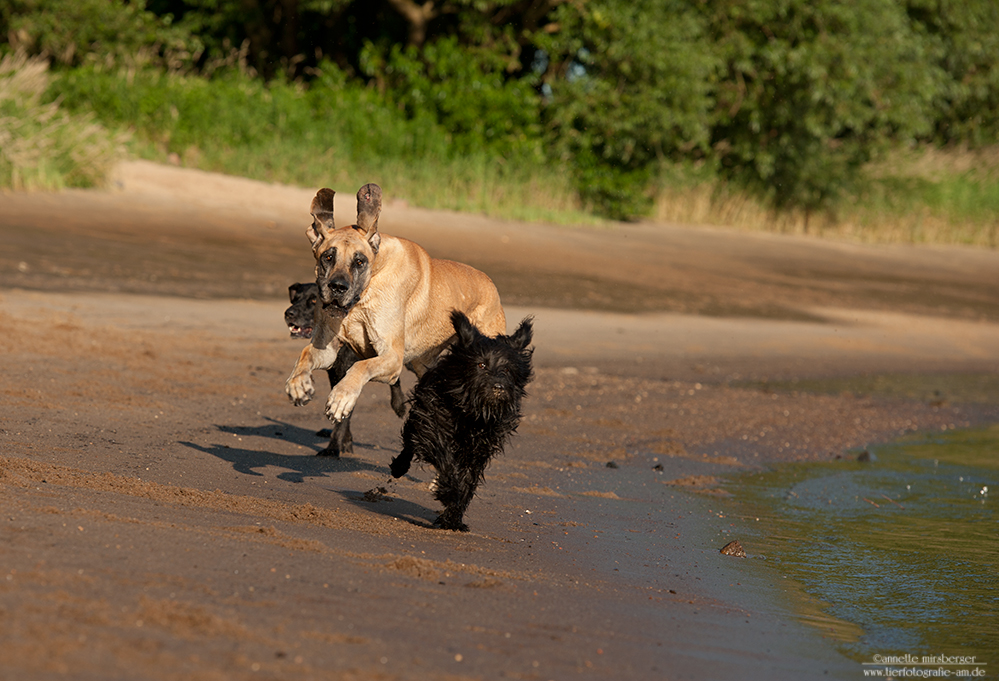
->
<box><xmin>727</xmin><ymin>425</ymin><xmax>998</xmax><ymax>662</ymax></box>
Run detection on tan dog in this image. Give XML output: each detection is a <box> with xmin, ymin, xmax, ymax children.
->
<box><xmin>286</xmin><ymin>183</ymin><xmax>506</xmax><ymax>426</ymax></box>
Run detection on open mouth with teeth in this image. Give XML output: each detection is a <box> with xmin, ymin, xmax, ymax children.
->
<box><xmin>288</xmin><ymin>325</ymin><xmax>314</xmax><ymax>339</ymax></box>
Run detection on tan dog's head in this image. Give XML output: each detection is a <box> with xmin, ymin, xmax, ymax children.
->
<box><xmin>307</xmin><ymin>183</ymin><xmax>382</xmax><ymax>317</ymax></box>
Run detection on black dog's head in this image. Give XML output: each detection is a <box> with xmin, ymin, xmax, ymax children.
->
<box><xmin>284</xmin><ymin>282</ymin><xmax>318</xmax><ymax>338</ymax></box>
<box><xmin>305</xmin><ymin>184</ymin><xmax>382</xmax><ymax>318</ymax></box>
<box><xmin>443</xmin><ymin>311</ymin><xmax>534</xmax><ymax>421</ymax></box>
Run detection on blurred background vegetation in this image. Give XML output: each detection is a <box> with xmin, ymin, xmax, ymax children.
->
<box><xmin>1</xmin><ymin>0</ymin><xmax>998</xmax><ymax>245</ymax></box>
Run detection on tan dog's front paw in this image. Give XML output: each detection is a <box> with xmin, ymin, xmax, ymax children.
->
<box><xmin>325</xmin><ymin>385</ymin><xmax>360</xmax><ymax>423</ymax></box>
<box><xmin>286</xmin><ymin>372</ymin><xmax>315</xmax><ymax>406</ymax></box>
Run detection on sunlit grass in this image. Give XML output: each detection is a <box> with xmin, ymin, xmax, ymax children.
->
<box><xmin>0</xmin><ymin>52</ymin><xmax>125</xmax><ymax>191</ymax></box>
<box><xmin>8</xmin><ymin>59</ymin><xmax>998</xmax><ymax>246</ymax></box>
<box><xmin>652</xmin><ymin>148</ymin><xmax>999</xmax><ymax>247</ymax></box>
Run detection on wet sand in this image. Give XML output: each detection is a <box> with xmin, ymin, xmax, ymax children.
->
<box><xmin>1</xmin><ymin>162</ymin><xmax>998</xmax><ymax>680</ymax></box>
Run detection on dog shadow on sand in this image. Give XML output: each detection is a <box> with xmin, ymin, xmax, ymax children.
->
<box><xmin>337</xmin><ymin>480</ymin><xmax>441</xmax><ymax>530</ymax></box>
<box><xmin>179</xmin><ymin>418</ymin><xmax>387</xmax><ymax>483</ymax></box>
<box><xmin>179</xmin><ymin>419</ymin><xmax>443</xmax><ymax>527</ymax></box>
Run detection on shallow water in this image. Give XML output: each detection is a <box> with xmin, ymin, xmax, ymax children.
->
<box><xmin>725</xmin><ymin>425</ymin><xmax>998</xmax><ymax>667</ymax></box>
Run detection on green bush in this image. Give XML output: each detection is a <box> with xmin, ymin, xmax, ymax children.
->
<box><xmin>907</xmin><ymin>0</ymin><xmax>999</xmax><ymax>145</ymax></box>
<box><xmin>360</xmin><ymin>37</ymin><xmax>543</xmax><ymax>159</ymax></box>
<box><xmin>50</xmin><ymin>62</ymin><xmax>458</xmax><ymax>171</ymax></box>
<box><xmin>704</xmin><ymin>0</ymin><xmax>945</xmax><ymax>214</ymax></box>
<box><xmin>537</xmin><ymin>0</ymin><xmax>718</xmax><ymax>220</ymax></box>
<box><xmin>1</xmin><ymin>0</ymin><xmax>202</xmax><ymax>70</ymax></box>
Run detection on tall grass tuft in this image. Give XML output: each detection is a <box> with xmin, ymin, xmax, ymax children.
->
<box><xmin>653</xmin><ymin>150</ymin><xmax>999</xmax><ymax>247</ymax></box>
<box><xmin>0</xmin><ymin>51</ymin><xmax>126</xmax><ymax>191</ymax></box>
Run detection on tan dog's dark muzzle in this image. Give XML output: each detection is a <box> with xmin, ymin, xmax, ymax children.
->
<box><xmin>318</xmin><ymin>276</ymin><xmax>351</xmax><ymax>307</ymax></box>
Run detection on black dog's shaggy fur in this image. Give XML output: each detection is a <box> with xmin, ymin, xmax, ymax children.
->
<box><xmin>390</xmin><ymin>311</ymin><xmax>534</xmax><ymax>531</ymax></box>
<box><xmin>285</xmin><ymin>282</ymin><xmax>405</xmax><ymax>456</ymax></box>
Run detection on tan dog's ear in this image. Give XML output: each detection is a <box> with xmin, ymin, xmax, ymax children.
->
<box><xmin>356</xmin><ymin>183</ymin><xmax>382</xmax><ymax>253</ymax></box>
<box><xmin>308</xmin><ymin>188</ymin><xmax>336</xmax><ymax>247</ymax></box>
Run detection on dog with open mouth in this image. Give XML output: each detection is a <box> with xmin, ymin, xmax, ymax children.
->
<box><xmin>284</xmin><ymin>282</ymin><xmax>405</xmax><ymax>456</ymax></box>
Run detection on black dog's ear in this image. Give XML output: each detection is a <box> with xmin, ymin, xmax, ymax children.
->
<box><xmin>288</xmin><ymin>282</ymin><xmax>305</xmax><ymax>301</ymax></box>
<box><xmin>356</xmin><ymin>183</ymin><xmax>382</xmax><ymax>254</ymax></box>
<box><xmin>511</xmin><ymin>316</ymin><xmax>534</xmax><ymax>352</ymax></box>
<box><xmin>308</xmin><ymin>188</ymin><xmax>336</xmax><ymax>248</ymax></box>
<box><xmin>450</xmin><ymin>310</ymin><xmax>479</xmax><ymax>347</ymax></box>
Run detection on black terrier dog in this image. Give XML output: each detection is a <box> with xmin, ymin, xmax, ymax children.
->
<box><xmin>390</xmin><ymin>310</ymin><xmax>534</xmax><ymax>531</ymax></box>
<box><xmin>284</xmin><ymin>282</ymin><xmax>405</xmax><ymax>456</ymax></box>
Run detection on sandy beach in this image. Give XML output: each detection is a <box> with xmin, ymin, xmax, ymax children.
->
<box><xmin>1</xmin><ymin>161</ymin><xmax>998</xmax><ymax>680</ymax></box>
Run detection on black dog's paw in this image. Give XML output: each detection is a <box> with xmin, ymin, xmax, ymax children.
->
<box><xmin>389</xmin><ymin>453</ymin><xmax>411</xmax><ymax>479</ymax></box>
<box><xmin>434</xmin><ymin>513</ymin><xmax>469</xmax><ymax>532</ymax></box>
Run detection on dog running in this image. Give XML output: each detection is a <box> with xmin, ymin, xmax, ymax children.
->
<box><xmin>390</xmin><ymin>311</ymin><xmax>534</xmax><ymax>531</ymax></box>
<box><xmin>284</xmin><ymin>282</ymin><xmax>405</xmax><ymax>456</ymax></box>
<box><xmin>286</xmin><ymin>184</ymin><xmax>506</xmax><ymax>432</ymax></box>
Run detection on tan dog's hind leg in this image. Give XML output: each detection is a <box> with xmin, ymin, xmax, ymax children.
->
<box><xmin>286</xmin><ymin>342</ymin><xmax>340</xmax><ymax>406</ymax></box>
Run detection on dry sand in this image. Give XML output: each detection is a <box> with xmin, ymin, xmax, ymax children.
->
<box><xmin>1</xmin><ymin>161</ymin><xmax>998</xmax><ymax>680</ymax></box>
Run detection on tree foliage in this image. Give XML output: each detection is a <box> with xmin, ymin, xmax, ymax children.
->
<box><xmin>359</xmin><ymin>36</ymin><xmax>543</xmax><ymax>157</ymax></box>
<box><xmin>704</xmin><ymin>0</ymin><xmax>945</xmax><ymax>213</ymax></box>
<box><xmin>536</xmin><ymin>0</ymin><xmax>718</xmax><ymax>218</ymax></box>
<box><xmin>3</xmin><ymin>0</ymin><xmax>999</xmax><ymax>220</ymax></box>
<box><xmin>906</xmin><ymin>0</ymin><xmax>999</xmax><ymax>145</ymax></box>
<box><xmin>1</xmin><ymin>0</ymin><xmax>202</xmax><ymax>69</ymax></box>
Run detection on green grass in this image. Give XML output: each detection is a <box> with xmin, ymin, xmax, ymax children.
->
<box><xmin>8</xmin><ymin>60</ymin><xmax>999</xmax><ymax>245</ymax></box>
<box><xmin>46</xmin><ymin>64</ymin><xmax>598</xmax><ymax>225</ymax></box>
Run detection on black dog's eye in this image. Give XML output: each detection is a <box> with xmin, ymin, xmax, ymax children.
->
<box><xmin>308</xmin><ymin>297</ymin><xmax>316</xmax><ymax>305</ymax></box>
<box><xmin>477</xmin><ymin>362</ymin><xmax>487</xmax><ymax>370</ymax></box>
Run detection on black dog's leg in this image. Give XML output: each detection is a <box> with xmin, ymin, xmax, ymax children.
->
<box><xmin>390</xmin><ymin>414</ymin><xmax>420</xmax><ymax>478</ymax></box>
<box><xmin>433</xmin><ymin>456</ymin><xmax>488</xmax><ymax>532</ymax></box>
<box><xmin>317</xmin><ymin>347</ymin><xmax>358</xmax><ymax>457</ymax></box>
<box><xmin>389</xmin><ymin>443</ymin><xmax>414</xmax><ymax>479</ymax></box>
<box><xmin>389</xmin><ymin>381</ymin><xmax>406</xmax><ymax>418</ymax></box>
